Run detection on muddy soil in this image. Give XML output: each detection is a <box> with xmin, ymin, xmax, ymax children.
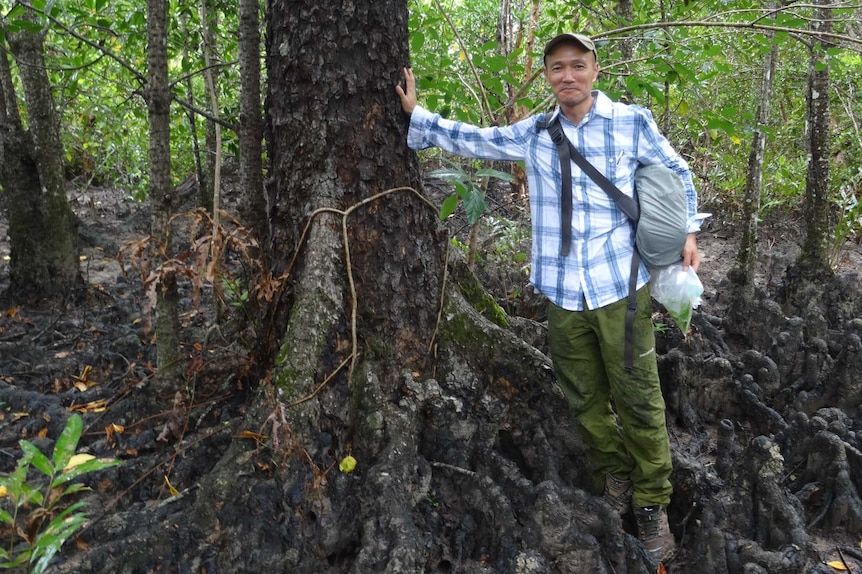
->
<box><xmin>1</xmin><ymin>178</ymin><xmax>861</xmax><ymax>573</ymax></box>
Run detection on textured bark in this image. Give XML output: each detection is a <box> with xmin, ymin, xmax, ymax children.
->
<box><xmin>728</xmin><ymin>38</ymin><xmax>778</xmax><ymax>315</ymax></box>
<box><xmin>147</xmin><ymin>0</ymin><xmax>182</xmax><ymax>380</ymax></box>
<box><xmin>0</xmin><ymin>16</ymin><xmax>80</xmax><ymax>301</ymax></box>
<box><xmin>800</xmin><ymin>0</ymin><xmax>833</xmax><ymax>270</ymax></box>
<box><xmin>238</xmin><ymin>0</ymin><xmax>267</xmax><ymax>246</ymax></box>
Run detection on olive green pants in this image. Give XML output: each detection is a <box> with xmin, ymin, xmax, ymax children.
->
<box><xmin>548</xmin><ymin>286</ymin><xmax>672</xmax><ymax>507</ymax></box>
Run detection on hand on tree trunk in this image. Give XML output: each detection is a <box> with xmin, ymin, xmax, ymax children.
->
<box><xmin>395</xmin><ymin>67</ymin><xmax>417</xmax><ymax>115</ymax></box>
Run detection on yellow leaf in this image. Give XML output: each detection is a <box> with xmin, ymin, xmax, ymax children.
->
<box><xmin>163</xmin><ymin>475</ymin><xmax>179</xmax><ymax>497</ymax></box>
<box><xmin>37</xmin><ymin>427</ymin><xmax>48</xmax><ymax>438</ymax></box>
<box><xmin>826</xmin><ymin>560</ymin><xmax>848</xmax><ymax>571</ymax></box>
<box><xmin>73</xmin><ymin>381</ymin><xmax>89</xmax><ymax>392</ymax></box>
<box><xmin>64</xmin><ymin>453</ymin><xmax>95</xmax><ymax>470</ymax></box>
<box><xmin>730</xmin><ymin>135</ymin><xmax>742</xmax><ymax>145</ymax></box>
<box><xmin>339</xmin><ymin>455</ymin><xmax>357</xmax><ymax>474</ymax></box>
<box><xmin>0</xmin><ymin>485</ymin><xmax>8</xmax><ymax>498</ymax></box>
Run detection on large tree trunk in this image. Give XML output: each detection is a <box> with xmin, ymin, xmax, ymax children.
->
<box><xmin>0</xmin><ymin>15</ymin><xmax>80</xmax><ymax>301</ymax></box>
<box><xmin>147</xmin><ymin>0</ymin><xmax>182</xmax><ymax>380</ymax></box>
<box><xmin>237</xmin><ymin>0</ymin><xmax>267</xmax><ymax>247</ymax></box>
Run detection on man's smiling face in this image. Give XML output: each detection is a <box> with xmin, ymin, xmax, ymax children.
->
<box><xmin>544</xmin><ymin>43</ymin><xmax>600</xmax><ymax>120</ymax></box>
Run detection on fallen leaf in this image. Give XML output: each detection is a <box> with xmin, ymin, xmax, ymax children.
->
<box><xmin>65</xmin><ymin>453</ymin><xmax>96</xmax><ymax>470</ymax></box>
<box><xmin>163</xmin><ymin>475</ymin><xmax>179</xmax><ymax>497</ymax></box>
<box><xmin>0</xmin><ymin>486</ymin><xmax>8</xmax><ymax>498</ymax></box>
<box><xmin>70</xmin><ymin>399</ymin><xmax>108</xmax><ymax>413</ymax></box>
<box><xmin>826</xmin><ymin>560</ymin><xmax>848</xmax><ymax>571</ymax></box>
<box><xmin>54</xmin><ymin>351</ymin><xmax>71</xmax><ymax>359</ymax></box>
<box><xmin>12</xmin><ymin>412</ymin><xmax>29</xmax><ymax>421</ymax></box>
<box><xmin>75</xmin><ymin>538</ymin><xmax>89</xmax><ymax>550</ymax></box>
<box><xmin>37</xmin><ymin>427</ymin><xmax>48</xmax><ymax>438</ymax></box>
<box><xmin>339</xmin><ymin>455</ymin><xmax>357</xmax><ymax>474</ymax></box>
<box><xmin>657</xmin><ymin>563</ymin><xmax>667</xmax><ymax>574</ymax></box>
<box><xmin>79</xmin><ymin>255</ymin><xmax>88</xmax><ymax>261</ymax></box>
<box><xmin>237</xmin><ymin>430</ymin><xmax>267</xmax><ymax>442</ymax></box>
<box><xmin>73</xmin><ymin>381</ymin><xmax>89</xmax><ymax>392</ymax></box>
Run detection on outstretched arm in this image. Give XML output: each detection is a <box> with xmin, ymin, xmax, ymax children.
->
<box><xmin>395</xmin><ymin>67</ymin><xmax>416</xmax><ymax>115</ymax></box>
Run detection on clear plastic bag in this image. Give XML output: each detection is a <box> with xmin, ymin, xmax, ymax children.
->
<box><xmin>650</xmin><ymin>263</ymin><xmax>704</xmax><ymax>333</ymax></box>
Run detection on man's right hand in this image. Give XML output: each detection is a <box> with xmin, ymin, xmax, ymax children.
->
<box><xmin>395</xmin><ymin>67</ymin><xmax>417</xmax><ymax>116</ymax></box>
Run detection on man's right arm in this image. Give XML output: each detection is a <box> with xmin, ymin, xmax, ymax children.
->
<box><xmin>395</xmin><ymin>67</ymin><xmax>534</xmax><ymax>162</ymax></box>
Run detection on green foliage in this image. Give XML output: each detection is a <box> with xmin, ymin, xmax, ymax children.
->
<box><xmin>429</xmin><ymin>161</ymin><xmax>515</xmax><ymax>225</ymax></box>
<box><xmin>0</xmin><ymin>415</ymin><xmax>119</xmax><ymax>573</ymax></box>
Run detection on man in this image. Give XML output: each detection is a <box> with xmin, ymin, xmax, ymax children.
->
<box><xmin>396</xmin><ymin>33</ymin><xmax>702</xmax><ymax>561</ymax></box>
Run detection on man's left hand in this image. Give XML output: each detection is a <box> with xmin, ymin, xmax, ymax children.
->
<box><xmin>682</xmin><ymin>233</ymin><xmax>700</xmax><ymax>272</ymax></box>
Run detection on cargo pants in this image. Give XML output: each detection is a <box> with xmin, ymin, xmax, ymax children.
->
<box><xmin>548</xmin><ymin>285</ymin><xmax>673</xmax><ymax>507</ymax></box>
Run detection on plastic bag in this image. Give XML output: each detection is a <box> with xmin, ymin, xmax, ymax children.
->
<box><xmin>650</xmin><ymin>263</ymin><xmax>704</xmax><ymax>333</ymax></box>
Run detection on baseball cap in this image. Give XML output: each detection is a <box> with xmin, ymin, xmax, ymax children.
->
<box><xmin>543</xmin><ymin>33</ymin><xmax>596</xmax><ymax>61</ymax></box>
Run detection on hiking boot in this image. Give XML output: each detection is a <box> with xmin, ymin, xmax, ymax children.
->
<box><xmin>603</xmin><ymin>473</ymin><xmax>633</xmax><ymax>514</ymax></box>
<box><xmin>634</xmin><ymin>505</ymin><xmax>675</xmax><ymax>561</ymax></box>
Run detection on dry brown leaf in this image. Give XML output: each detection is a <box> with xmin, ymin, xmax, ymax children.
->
<box><xmin>12</xmin><ymin>412</ymin><xmax>29</xmax><ymax>421</ymax></box>
<box><xmin>54</xmin><ymin>351</ymin><xmax>71</xmax><ymax>359</ymax></box>
<box><xmin>826</xmin><ymin>560</ymin><xmax>848</xmax><ymax>571</ymax></box>
<box><xmin>657</xmin><ymin>563</ymin><xmax>667</xmax><ymax>574</ymax></box>
<box><xmin>37</xmin><ymin>427</ymin><xmax>48</xmax><ymax>438</ymax></box>
<box><xmin>75</xmin><ymin>538</ymin><xmax>89</xmax><ymax>550</ymax></box>
<box><xmin>70</xmin><ymin>399</ymin><xmax>108</xmax><ymax>413</ymax></box>
<box><xmin>237</xmin><ymin>430</ymin><xmax>267</xmax><ymax>442</ymax></box>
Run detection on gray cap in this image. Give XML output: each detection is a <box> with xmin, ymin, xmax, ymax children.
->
<box><xmin>543</xmin><ymin>33</ymin><xmax>596</xmax><ymax>61</ymax></box>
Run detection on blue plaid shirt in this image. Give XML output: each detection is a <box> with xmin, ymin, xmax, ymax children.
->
<box><xmin>407</xmin><ymin>90</ymin><xmax>699</xmax><ymax>311</ymax></box>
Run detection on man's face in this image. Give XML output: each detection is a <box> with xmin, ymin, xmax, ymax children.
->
<box><xmin>544</xmin><ymin>43</ymin><xmax>600</xmax><ymax>111</ymax></box>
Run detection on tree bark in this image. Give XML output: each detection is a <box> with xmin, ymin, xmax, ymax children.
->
<box><xmin>0</xmin><ymin>13</ymin><xmax>80</xmax><ymax>301</ymax></box>
<box><xmin>147</xmin><ymin>0</ymin><xmax>182</xmax><ymax>380</ymax></box>
<box><xmin>238</xmin><ymin>0</ymin><xmax>267</xmax><ymax>247</ymax></box>
<box><xmin>800</xmin><ymin>0</ymin><xmax>833</xmax><ymax>271</ymax></box>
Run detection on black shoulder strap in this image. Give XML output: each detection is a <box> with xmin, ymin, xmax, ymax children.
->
<box><xmin>539</xmin><ymin>113</ymin><xmax>642</xmax><ymax>371</ymax></box>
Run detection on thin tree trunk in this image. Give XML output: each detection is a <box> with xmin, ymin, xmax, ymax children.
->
<box><xmin>800</xmin><ymin>0</ymin><xmax>833</xmax><ymax>270</ymax></box>
<box><xmin>730</xmin><ymin>37</ymin><xmax>778</xmax><ymax>306</ymax></box>
<box><xmin>238</xmin><ymin>0</ymin><xmax>267</xmax><ymax>248</ymax></box>
<box><xmin>148</xmin><ymin>0</ymin><xmax>182</xmax><ymax>381</ymax></box>
<box><xmin>181</xmin><ymin>13</ymin><xmax>205</xmax><ymax>204</ymax></box>
<box><xmin>199</xmin><ymin>0</ymin><xmax>219</xmax><ymax>212</ymax></box>
<box><xmin>1</xmin><ymin>13</ymin><xmax>80</xmax><ymax>301</ymax></box>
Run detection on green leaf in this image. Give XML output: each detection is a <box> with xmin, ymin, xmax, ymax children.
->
<box><xmin>0</xmin><ymin>508</ymin><xmax>13</xmax><ymax>525</ymax></box>
<box><xmin>52</xmin><ymin>414</ymin><xmax>83</xmax><ymax>471</ymax></box>
<box><xmin>428</xmin><ymin>167</ymin><xmax>466</xmax><ymax>183</ymax></box>
<box><xmin>440</xmin><ymin>194</ymin><xmax>459</xmax><ymax>220</ymax></box>
<box><xmin>475</xmin><ymin>168</ymin><xmax>516</xmax><ymax>183</ymax></box>
<box><xmin>20</xmin><ymin>483</ymin><xmax>44</xmax><ymax>506</ymax></box>
<box><xmin>52</xmin><ymin>458</ymin><xmax>120</xmax><ymax>488</ymax></box>
<box><xmin>463</xmin><ymin>188</ymin><xmax>487</xmax><ymax>225</ymax></box>
<box><xmin>31</xmin><ymin>510</ymin><xmax>87</xmax><ymax>574</ymax></box>
<box><xmin>19</xmin><ymin>441</ymin><xmax>54</xmax><ymax>478</ymax></box>
<box><xmin>410</xmin><ymin>31</ymin><xmax>425</xmax><ymax>53</ymax></box>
